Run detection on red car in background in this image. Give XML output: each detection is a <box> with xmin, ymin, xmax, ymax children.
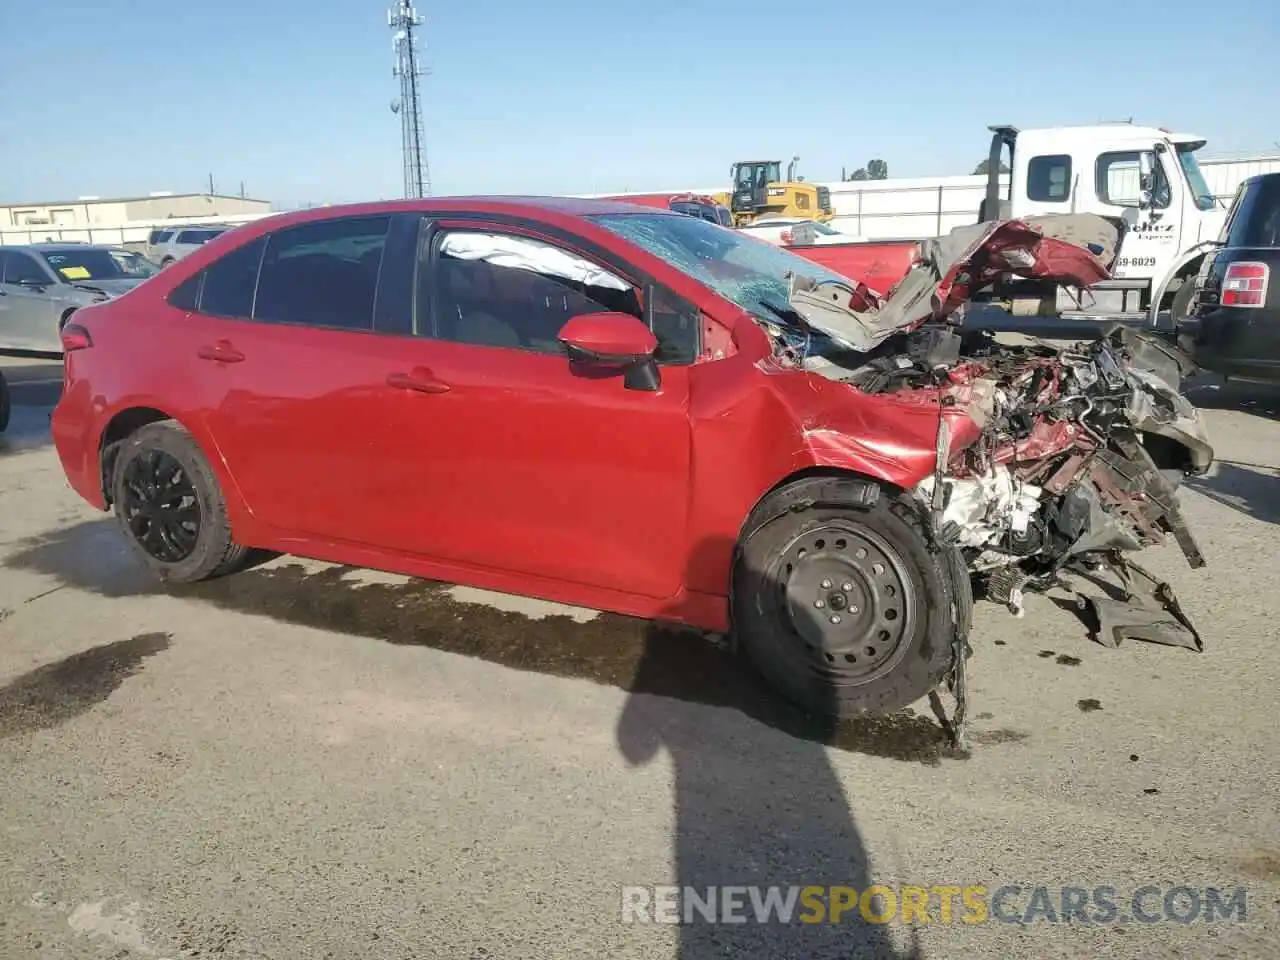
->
<box><xmin>50</xmin><ymin>198</ymin><xmax>1211</xmax><ymax>719</ymax></box>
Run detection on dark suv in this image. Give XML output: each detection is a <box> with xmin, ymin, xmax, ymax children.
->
<box><xmin>1181</xmin><ymin>173</ymin><xmax>1280</xmax><ymax>383</ymax></box>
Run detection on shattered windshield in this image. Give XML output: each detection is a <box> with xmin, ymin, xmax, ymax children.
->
<box><xmin>589</xmin><ymin>212</ymin><xmax>851</xmax><ymax>323</ymax></box>
<box><xmin>1176</xmin><ymin>145</ymin><xmax>1216</xmax><ymax>211</ymax></box>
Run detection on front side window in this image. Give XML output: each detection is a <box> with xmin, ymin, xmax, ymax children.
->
<box><xmin>3</xmin><ymin>252</ymin><xmax>51</xmax><ymax>285</ymax></box>
<box><xmin>1096</xmin><ymin>151</ymin><xmax>1171</xmax><ymax>209</ymax></box>
<box><xmin>1026</xmin><ymin>154</ymin><xmax>1072</xmax><ymax>202</ymax></box>
<box><xmin>424</xmin><ymin>230</ymin><xmax>640</xmax><ymax>355</ymax></box>
<box><xmin>590</xmin><ymin>211</ymin><xmax>851</xmax><ymax>327</ymax></box>
<box><xmin>253</xmin><ymin>217</ymin><xmax>389</xmax><ymax>330</ymax></box>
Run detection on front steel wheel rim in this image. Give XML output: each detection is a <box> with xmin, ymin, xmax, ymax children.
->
<box><xmin>775</xmin><ymin>521</ymin><xmax>917</xmax><ymax>685</ymax></box>
<box><xmin>120</xmin><ymin>449</ymin><xmax>201</xmax><ymax>563</ymax></box>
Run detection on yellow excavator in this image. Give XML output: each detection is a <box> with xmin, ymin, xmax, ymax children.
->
<box><xmin>709</xmin><ymin>157</ymin><xmax>835</xmax><ymax>227</ymax></box>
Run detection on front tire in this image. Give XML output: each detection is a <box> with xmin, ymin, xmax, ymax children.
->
<box><xmin>732</xmin><ymin>477</ymin><xmax>966</xmax><ymax>718</ymax></box>
<box><xmin>109</xmin><ymin>420</ymin><xmax>248</xmax><ymax>583</ymax></box>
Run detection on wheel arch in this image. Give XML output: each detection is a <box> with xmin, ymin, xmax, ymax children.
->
<box><xmin>96</xmin><ymin>406</ymin><xmax>249</xmax><ymax>531</ymax></box>
<box><xmin>1148</xmin><ymin>242</ymin><xmax>1217</xmax><ymax>326</ymax></box>
<box><xmin>737</xmin><ymin>466</ymin><xmax>898</xmax><ymax>547</ymax></box>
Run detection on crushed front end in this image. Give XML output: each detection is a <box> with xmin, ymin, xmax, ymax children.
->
<box><xmin>760</xmin><ymin>214</ymin><xmax>1214</xmax><ymax>729</ymax></box>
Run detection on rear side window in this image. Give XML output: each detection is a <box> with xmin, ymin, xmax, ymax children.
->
<box><xmin>177</xmin><ymin>229</ymin><xmax>223</xmax><ymax>245</ymax></box>
<box><xmin>1026</xmin><ymin>154</ymin><xmax>1072</xmax><ymax>202</ymax></box>
<box><xmin>198</xmin><ymin>236</ymin><xmax>266</xmax><ymax>318</ymax></box>
<box><xmin>1222</xmin><ymin>177</ymin><xmax>1280</xmax><ymax>248</ymax></box>
<box><xmin>253</xmin><ymin>216</ymin><xmax>389</xmax><ymax>330</ymax></box>
<box><xmin>149</xmin><ymin>229</ymin><xmax>173</xmax><ymax>245</ymax></box>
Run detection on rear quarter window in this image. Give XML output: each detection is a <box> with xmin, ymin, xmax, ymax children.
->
<box><xmin>1223</xmin><ymin>178</ymin><xmax>1280</xmax><ymax>248</ymax></box>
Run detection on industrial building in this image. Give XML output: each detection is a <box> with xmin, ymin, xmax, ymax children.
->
<box><xmin>0</xmin><ymin>192</ymin><xmax>273</xmax><ymax>246</ymax></box>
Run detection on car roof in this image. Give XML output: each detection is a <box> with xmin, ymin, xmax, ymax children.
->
<box><xmin>15</xmin><ymin>243</ymin><xmax>123</xmax><ymax>253</ymax></box>
<box><xmin>245</xmin><ymin>196</ymin><xmax>681</xmax><ymax>233</ymax></box>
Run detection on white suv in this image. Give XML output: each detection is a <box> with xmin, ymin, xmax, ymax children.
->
<box><xmin>150</xmin><ymin>226</ymin><xmax>229</xmax><ymax>267</ymax></box>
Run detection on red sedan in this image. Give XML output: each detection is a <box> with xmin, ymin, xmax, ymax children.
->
<box><xmin>51</xmin><ymin>198</ymin><xmax>1211</xmax><ymax>718</ymax></box>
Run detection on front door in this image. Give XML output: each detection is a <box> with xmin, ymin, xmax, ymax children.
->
<box><xmin>374</xmin><ymin>221</ymin><xmax>695</xmax><ymax>601</ymax></box>
<box><xmin>1097</xmin><ymin>148</ymin><xmax>1184</xmax><ymax>287</ymax></box>
<box><xmin>0</xmin><ymin>251</ymin><xmax>59</xmax><ymax>351</ymax></box>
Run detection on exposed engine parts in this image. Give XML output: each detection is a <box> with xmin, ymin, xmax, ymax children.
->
<box><xmin>810</xmin><ymin>321</ymin><xmax>1211</xmax><ymax>655</ymax></box>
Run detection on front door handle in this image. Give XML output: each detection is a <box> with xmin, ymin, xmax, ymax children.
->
<box><xmin>197</xmin><ymin>340</ymin><xmax>245</xmax><ymax>363</ymax></box>
<box><xmin>387</xmin><ymin>367</ymin><xmax>450</xmax><ymax>394</ymax></box>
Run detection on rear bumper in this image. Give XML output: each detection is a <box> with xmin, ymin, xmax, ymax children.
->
<box><xmin>51</xmin><ymin>381</ymin><xmax>105</xmax><ymax>509</ymax></box>
<box><xmin>1180</xmin><ymin>306</ymin><xmax>1280</xmax><ymax>383</ymax></box>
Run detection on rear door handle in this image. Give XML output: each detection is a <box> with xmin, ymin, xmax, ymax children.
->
<box><xmin>197</xmin><ymin>340</ymin><xmax>245</xmax><ymax>363</ymax></box>
<box><xmin>387</xmin><ymin>366</ymin><xmax>450</xmax><ymax>394</ymax></box>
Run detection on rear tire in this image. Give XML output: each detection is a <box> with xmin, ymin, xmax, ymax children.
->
<box><xmin>1170</xmin><ymin>280</ymin><xmax>1196</xmax><ymax>326</ymax></box>
<box><xmin>109</xmin><ymin>420</ymin><xmax>249</xmax><ymax>583</ymax></box>
<box><xmin>732</xmin><ymin>477</ymin><xmax>966</xmax><ymax>718</ymax></box>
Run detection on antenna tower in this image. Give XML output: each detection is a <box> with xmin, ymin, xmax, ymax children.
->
<box><xmin>389</xmin><ymin>0</ymin><xmax>430</xmax><ymax>197</ymax></box>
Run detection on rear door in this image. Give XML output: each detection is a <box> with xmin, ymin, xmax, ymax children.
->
<box><xmin>364</xmin><ymin>218</ymin><xmax>697</xmax><ymax>600</ymax></box>
<box><xmin>177</xmin><ymin>213</ymin><xmax>426</xmax><ymax>542</ymax></box>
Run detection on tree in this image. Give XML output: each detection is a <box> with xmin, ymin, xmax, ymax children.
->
<box><xmin>973</xmin><ymin>158</ymin><xmax>1011</xmax><ymax>176</ymax></box>
<box><xmin>847</xmin><ymin>159</ymin><xmax>888</xmax><ymax>181</ymax></box>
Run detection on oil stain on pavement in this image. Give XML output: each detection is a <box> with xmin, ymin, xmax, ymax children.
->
<box><xmin>0</xmin><ymin>631</ymin><xmax>171</xmax><ymax>738</ymax></box>
<box><xmin>5</xmin><ymin>522</ymin><xmax>1028</xmax><ymax>763</ymax></box>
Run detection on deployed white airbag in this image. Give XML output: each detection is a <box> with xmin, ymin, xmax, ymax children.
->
<box><xmin>439</xmin><ymin>232</ymin><xmax>631</xmax><ymax>292</ymax></box>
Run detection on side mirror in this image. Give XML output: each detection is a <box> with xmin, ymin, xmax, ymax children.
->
<box><xmin>1137</xmin><ymin>152</ymin><xmax>1156</xmax><ymax>208</ymax></box>
<box><xmin>558</xmin><ymin>312</ymin><xmax>661</xmax><ymax>391</ymax></box>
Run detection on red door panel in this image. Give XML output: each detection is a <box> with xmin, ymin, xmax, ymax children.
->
<box><xmin>374</xmin><ymin>338</ymin><xmax>693</xmax><ymax>601</ymax></box>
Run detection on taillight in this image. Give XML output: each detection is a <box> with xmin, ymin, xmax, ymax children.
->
<box><xmin>60</xmin><ymin>322</ymin><xmax>93</xmax><ymax>352</ymax></box>
<box><xmin>780</xmin><ymin>230</ymin><xmax>793</xmax><ymax>244</ymax></box>
<box><xmin>1221</xmin><ymin>261</ymin><xmax>1270</xmax><ymax>308</ymax></box>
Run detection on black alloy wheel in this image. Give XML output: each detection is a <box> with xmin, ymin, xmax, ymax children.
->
<box><xmin>119</xmin><ymin>448</ymin><xmax>201</xmax><ymax>562</ymax></box>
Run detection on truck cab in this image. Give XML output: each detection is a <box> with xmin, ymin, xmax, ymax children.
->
<box><xmin>981</xmin><ymin>123</ymin><xmax>1227</xmax><ymax>321</ymax></box>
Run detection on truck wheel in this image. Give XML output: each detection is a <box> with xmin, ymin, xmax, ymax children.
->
<box><xmin>732</xmin><ymin>478</ymin><xmax>964</xmax><ymax>718</ymax></box>
<box><xmin>1170</xmin><ymin>281</ymin><xmax>1197</xmax><ymax>325</ymax></box>
<box><xmin>109</xmin><ymin>420</ymin><xmax>249</xmax><ymax>583</ymax></box>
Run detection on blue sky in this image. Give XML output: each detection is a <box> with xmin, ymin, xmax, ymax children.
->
<box><xmin>2</xmin><ymin>0</ymin><xmax>1276</xmax><ymax>206</ymax></box>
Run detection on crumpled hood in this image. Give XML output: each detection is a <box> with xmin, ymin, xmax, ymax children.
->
<box><xmin>784</xmin><ymin>214</ymin><xmax>1122</xmax><ymax>353</ymax></box>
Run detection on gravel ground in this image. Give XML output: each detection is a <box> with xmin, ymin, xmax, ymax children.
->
<box><xmin>0</xmin><ymin>354</ymin><xmax>1277</xmax><ymax>960</ymax></box>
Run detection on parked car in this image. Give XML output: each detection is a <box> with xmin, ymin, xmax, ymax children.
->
<box><xmin>153</xmin><ymin>226</ymin><xmax>229</xmax><ymax>266</ymax></box>
<box><xmin>1178</xmin><ymin>172</ymin><xmax>1280</xmax><ymax>383</ymax></box>
<box><xmin>737</xmin><ymin>216</ymin><xmax>858</xmax><ymax>246</ymax></box>
<box><xmin>49</xmin><ymin>198</ymin><xmax>1212</xmax><ymax>719</ymax></box>
<box><xmin>0</xmin><ymin>244</ymin><xmax>158</xmax><ymax>353</ymax></box>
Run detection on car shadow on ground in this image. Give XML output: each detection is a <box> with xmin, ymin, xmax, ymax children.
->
<box><xmin>0</xmin><ymin>360</ymin><xmax>62</xmax><ymax>457</ymax></box>
<box><xmin>1184</xmin><ymin>459</ymin><xmax>1280</xmax><ymax>525</ymax></box>
<box><xmin>7</xmin><ymin>520</ymin><xmax>973</xmax><ymax>959</ymax></box>
<box><xmin>2</xmin><ymin>519</ymin><xmax>1030</xmax><ymax>768</ymax></box>
<box><xmin>1183</xmin><ymin>375</ymin><xmax>1280</xmax><ymax>422</ymax></box>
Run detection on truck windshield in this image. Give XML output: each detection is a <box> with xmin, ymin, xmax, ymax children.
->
<box><xmin>589</xmin><ymin>212</ymin><xmax>852</xmax><ymax>323</ymax></box>
<box><xmin>1176</xmin><ymin>145</ymin><xmax>1216</xmax><ymax>211</ymax></box>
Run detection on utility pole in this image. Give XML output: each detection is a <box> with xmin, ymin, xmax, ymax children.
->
<box><xmin>208</xmin><ymin>173</ymin><xmax>215</xmax><ymax>195</ymax></box>
<box><xmin>389</xmin><ymin>0</ymin><xmax>431</xmax><ymax>198</ymax></box>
